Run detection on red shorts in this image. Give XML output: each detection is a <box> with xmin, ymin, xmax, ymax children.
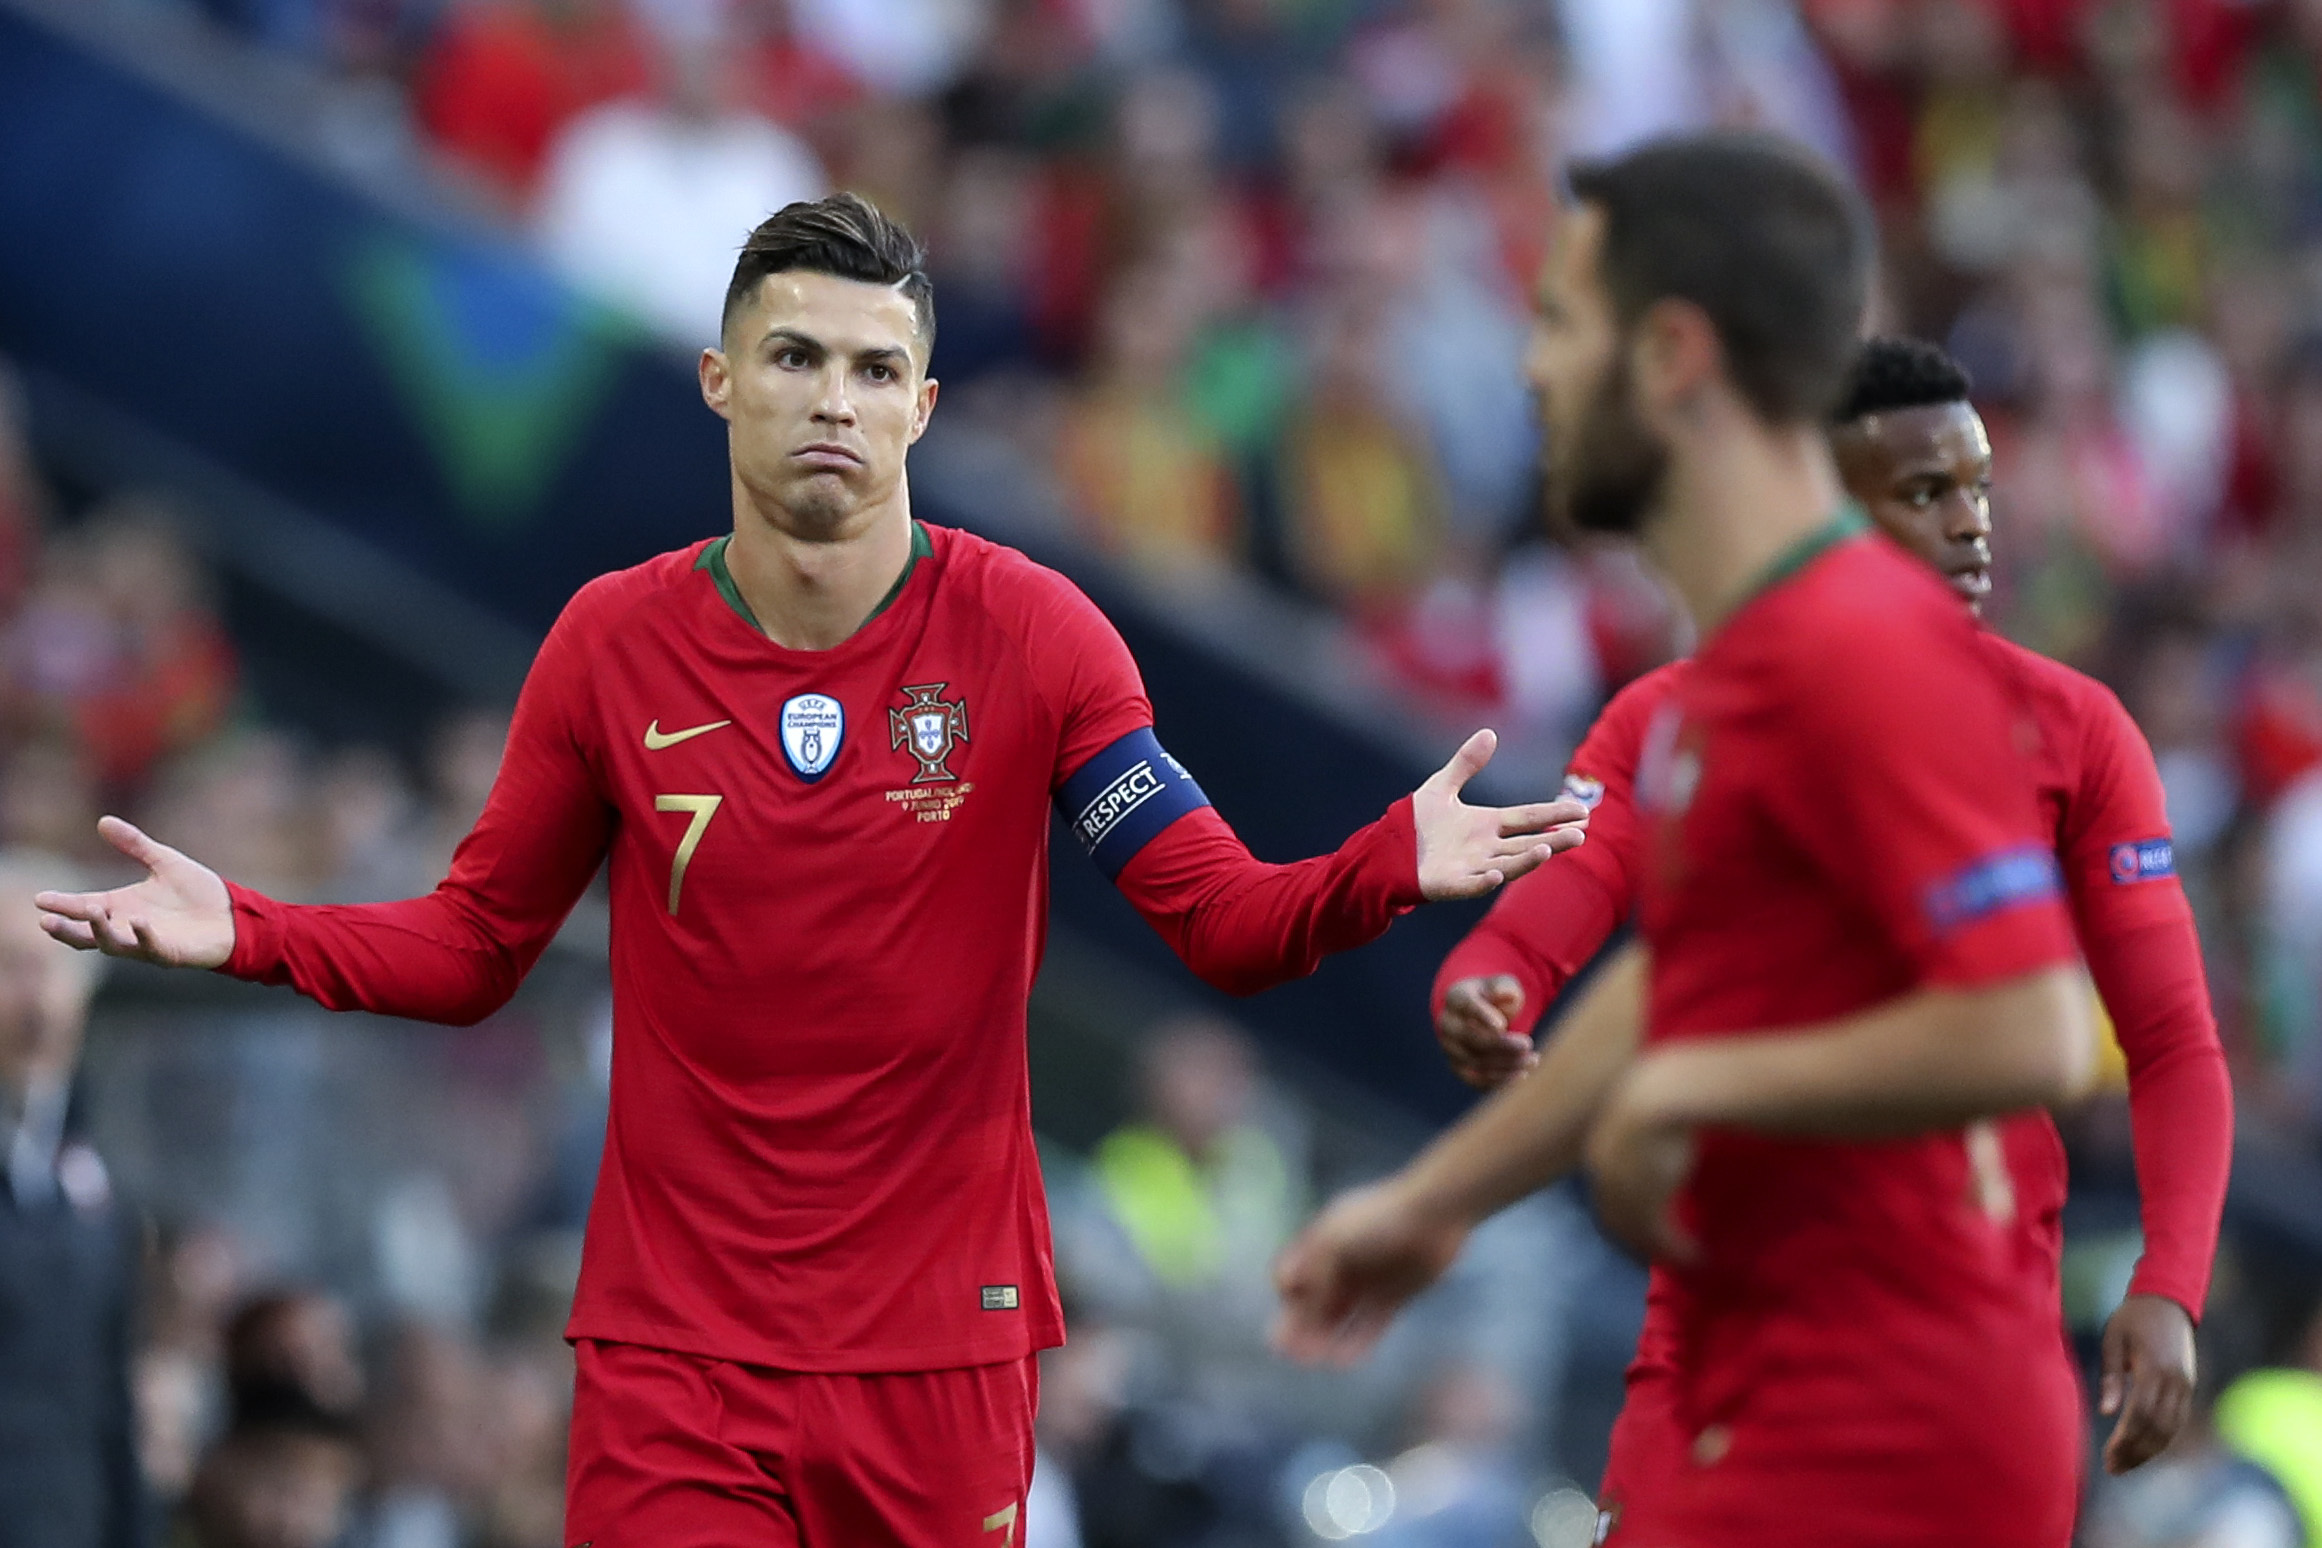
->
<box><xmin>1596</xmin><ymin>1362</ymin><xmax>1685</xmax><ymax>1546</ymax></box>
<box><xmin>566</xmin><ymin>1339</ymin><xmax>1037</xmax><ymax>1547</ymax></box>
<box><xmin>1595</xmin><ymin>1346</ymin><xmax>2081</xmax><ymax>1548</ymax></box>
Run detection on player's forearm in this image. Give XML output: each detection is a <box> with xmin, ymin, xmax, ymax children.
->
<box><xmin>1118</xmin><ymin>802</ymin><xmax>1424</xmax><ymax>996</ymax></box>
<box><xmin>2085</xmin><ymin>913</ymin><xmax>2233</xmax><ymax>1317</ymax></box>
<box><xmin>223</xmin><ymin>884</ymin><xmax>540</xmax><ymax>1026</ymax></box>
<box><xmin>1629</xmin><ymin>965</ymin><xmax>2095</xmax><ymax>1139</ymax></box>
<box><xmin>1401</xmin><ymin>944</ymin><xmax>1645</xmax><ymax>1223</ymax></box>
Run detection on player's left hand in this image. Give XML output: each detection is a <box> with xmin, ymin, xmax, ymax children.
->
<box><xmin>1414</xmin><ymin>730</ymin><xmax>1589</xmax><ymax>901</ymax></box>
<box><xmin>1585</xmin><ymin>1062</ymin><xmax>1700</xmax><ymax>1264</ymax></box>
<box><xmin>2098</xmin><ymin>1293</ymin><xmax>2197</xmax><ymax>1474</ymax></box>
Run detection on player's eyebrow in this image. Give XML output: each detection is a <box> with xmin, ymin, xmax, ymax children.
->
<box><xmin>759</xmin><ymin>329</ymin><xmax>912</xmax><ymax>373</ymax></box>
<box><xmin>760</xmin><ymin>327</ymin><xmax>827</xmax><ymax>357</ymax></box>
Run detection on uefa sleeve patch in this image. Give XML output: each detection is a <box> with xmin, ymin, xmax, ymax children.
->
<box><xmin>1923</xmin><ymin>845</ymin><xmax>2062</xmax><ymax>934</ymax></box>
<box><xmin>1058</xmin><ymin>727</ymin><xmax>1212</xmax><ymax>880</ymax></box>
<box><xmin>2107</xmin><ymin>838</ymin><xmax>2175</xmax><ymax>884</ymax></box>
<box><xmin>1561</xmin><ymin>773</ymin><xmax>1607</xmax><ymax>811</ymax></box>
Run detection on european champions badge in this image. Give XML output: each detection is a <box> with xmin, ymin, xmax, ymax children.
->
<box><xmin>780</xmin><ymin>694</ymin><xmax>845</xmax><ymax>783</ymax></box>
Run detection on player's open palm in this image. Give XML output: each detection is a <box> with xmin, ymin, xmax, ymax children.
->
<box><xmin>1414</xmin><ymin>730</ymin><xmax>1587</xmax><ymax>901</ymax></box>
<box><xmin>1272</xmin><ymin>1180</ymin><xmax>1468</xmax><ymax>1367</ymax></box>
<box><xmin>34</xmin><ymin>816</ymin><xmax>234</xmax><ymax>969</ymax></box>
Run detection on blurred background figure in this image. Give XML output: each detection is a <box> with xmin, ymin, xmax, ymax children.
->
<box><xmin>183</xmin><ymin>1420</ymin><xmax>360</xmax><ymax>1548</ymax></box>
<box><xmin>0</xmin><ymin>850</ymin><xmax>147</xmax><ymax>1548</ymax></box>
<box><xmin>1093</xmin><ymin>1014</ymin><xmax>1300</xmax><ymax>1303</ymax></box>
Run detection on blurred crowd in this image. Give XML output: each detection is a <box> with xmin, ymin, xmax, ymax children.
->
<box><xmin>0</xmin><ymin>367</ymin><xmax>604</xmax><ymax>1548</ymax></box>
<box><xmin>150</xmin><ymin>0</ymin><xmax>2322</xmax><ymax>1181</ymax></box>
<box><xmin>30</xmin><ymin>0</ymin><xmax>2322</xmax><ymax>1539</ymax></box>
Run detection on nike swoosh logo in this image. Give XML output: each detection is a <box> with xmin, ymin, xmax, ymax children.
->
<box><xmin>644</xmin><ymin>719</ymin><xmax>732</xmax><ymax>750</ymax></box>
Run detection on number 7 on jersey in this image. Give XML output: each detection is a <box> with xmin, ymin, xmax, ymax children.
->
<box><xmin>654</xmin><ymin>795</ymin><xmax>724</xmax><ymax>915</ymax></box>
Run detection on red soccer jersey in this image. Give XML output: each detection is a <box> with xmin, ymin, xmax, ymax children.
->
<box><xmin>1638</xmin><ymin>525</ymin><xmax>2085</xmax><ymax>1546</ymax></box>
<box><xmin>221</xmin><ymin>522</ymin><xmax>1426</xmax><ymax>1373</ymax></box>
<box><xmin>1438</xmin><ymin>638</ymin><xmax>2229</xmax><ymax>1318</ymax></box>
<box><xmin>1441</xmin><ymin>544</ymin><xmax>2230</xmax><ymax>1545</ymax></box>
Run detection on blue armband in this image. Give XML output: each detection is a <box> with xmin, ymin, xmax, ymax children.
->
<box><xmin>1058</xmin><ymin>728</ymin><xmax>1212</xmax><ymax>880</ymax></box>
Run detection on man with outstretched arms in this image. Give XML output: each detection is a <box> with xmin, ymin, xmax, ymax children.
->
<box><xmin>1277</xmin><ymin>136</ymin><xmax>2101</xmax><ymax>1547</ymax></box>
<box><xmin>1421</xmin><ymin>337</ymin><xmax>2230</xmax><ymax>1517</ymax></box>
<box><xmin>34</xmin><ymin>196</ymin><xmax>1587</xmax><ymax>1546</ymax></box>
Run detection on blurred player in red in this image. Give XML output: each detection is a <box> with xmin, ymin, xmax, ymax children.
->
<box><xmin>1277</xmin><ymin>135</ymin><xmax>2104</xmax><ymax>1547</ymax></box>
<box><xmin>32</xmin><ymin>195</ymin><xmax>1589</xmax><ymax>1546</ymax></box>
<box><xmin>1425</xmin><ymin>335</ymin><xmax>2230</xmax><ymax>1526</ymax></box>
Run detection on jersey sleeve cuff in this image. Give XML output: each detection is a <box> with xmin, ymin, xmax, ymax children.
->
<box><xmin>1369</xmin><ymin>796</ymin><xmax>1425</xmax><ymax>911</ymax></box>
<box><xmin>1433</xmin><ymin>936</ymin><xmax>1532</xmax><ymax>1019</ymax></box>
<box><xmin>218</xmin><ymin>880</ymin><xmax>284</xmax><ymax>981</ymax></box>
<box><xmin>2126</xmin><ymin>1266</ymin><xmax>2208</xmax><ymax>1325</ymax></box>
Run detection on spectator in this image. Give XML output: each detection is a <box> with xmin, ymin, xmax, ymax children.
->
<box><xmin>2089</xmin><ymin>1400</ymin><xmax>2301</xmax><ymax>1548</ymax></box>
<box><xmin>8</xmin><ymin>502</ymin><xmax>236</xmax><ymax>796</ymax></box>
<box><xmin>222</xmin><ymin>1291</ymin><xmax>366</xmax><ymax>1431</ymax></box>
<box><xmin>2209</xmin><ymin>1310</ymin><xmax>2322</xmax><ymax>1548</ymax></box>
<box><xmin>184</xmin><ymin>1419</ymin><xmax>361</xmax><ymax>1548</ymax></box>
<box><xmin>535</xmin><ymin>39</ymin><xmax>825</xmax><ymax>346</ymax></box>
<box><xmin>134</xmin><ymin>1225</ymin><xmax>248</xmax><ymax>1505</ymax></box>
<box><xmin>1092</xmin><ymin>1015</ymin><xmax>1298</xmax><ymax>1296</ymax></box>
<box><xmin>413</xmin><ymin>0</ymin><xmax>653</xmax><ymax>204</ymax></box>
<box><xmin>1277</xmin><ymin>293</ymin><xmax>1447</xmax><ymax>610</ymax></box>
<box><xmin>0</xmin><ymin>850</ymin><xmax>147</xmax><ymax>1547</ymax></box>
<box><xmin>1054</xmin><ymin>263</ymin><xmax>1242</xmax><ymax>571</ymax></box>
<box><xmin>412</xmin><ymin>707</ymin><xmax>512</xmax><ymax>889</ymax></box>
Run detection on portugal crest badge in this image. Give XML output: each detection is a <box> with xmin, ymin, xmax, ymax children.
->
<box><xmin>779</xmin><ymin>693</ymin><xmax>845</xmax><ymax>783</ymax></box>
<box><xmin>889</xmin><ymin>683</ymin><xmax>969</xmax><ymax>784</ymax></box>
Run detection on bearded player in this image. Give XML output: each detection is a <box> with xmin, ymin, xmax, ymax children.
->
<box><xmin>30</xmin><ymin>195</ymin><xmax>1590</xmax><ymax>1545</ymax></box>
<box><xmin>1277</xmin><ymin>332</ymin><xmax>2233</xmax><ymax>1537</ymax></box>
<box><xmin>1277</xmin><ymin>135</ymin><xmax>2103</xmax><ymax>1546</ymax></box>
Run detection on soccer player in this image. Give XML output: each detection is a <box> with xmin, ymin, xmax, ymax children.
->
<box><xmin>1425</xmin><ymin>335</ymin><xmax>2229</xmax><ymax>1501</ymax></box>
<box><xmin>1276</xmin><ymin>135</ymin><xmax>2101</xmax><ymax>1547</ymax></box>
<box><xmin>31</xmin><ymin>195</ymin><xmax>1590</xmax><ymax>1545</ymax></box>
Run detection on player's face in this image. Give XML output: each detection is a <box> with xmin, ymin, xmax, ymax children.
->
<box><xmin>1523</xmin><ymin>205</ymin><xmax>1669</xmax><ymax>537</ymax></box>
<box><xmin>1831</xmin><ymin>402</ymin><xmax>1995</xmax><ymax>612</ymax></box>
<box><xmin>701</xmin><ymin>271</ymin><xmax>938</xmax><ymax>534</ymax></box>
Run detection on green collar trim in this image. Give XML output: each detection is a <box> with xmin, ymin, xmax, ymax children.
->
<box><xmin>697</xmin><ymin>520</ymin><xmax>932</xmax><ymax>640</ymax></box>
<box><xmin>1732</xmin><ymin>502</ymin><xmax>1870</xmax><ymax>613</ymax></box>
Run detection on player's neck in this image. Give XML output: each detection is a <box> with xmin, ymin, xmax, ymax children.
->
<box><xmin>724</xmin><ymin>487</ymin><xmax>917</xmax><ymax>651</ymax></box>
<box><xmin>1647</xmin><ymin>419</ymin><xmax>1848</xmax><ymax>639</ymax></box>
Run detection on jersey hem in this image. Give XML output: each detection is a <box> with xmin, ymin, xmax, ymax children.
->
<box><xmin>561</xmin><ymin>1311</ymin><xmax>1066</xmax><ymax>1375</ymax></box>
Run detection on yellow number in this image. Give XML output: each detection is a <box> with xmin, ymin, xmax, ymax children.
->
<box><xmin>982</xmin><ymin>1503</ymin><xmax>1019</xmax><ymax>1548</ymax></box>
<box><xmin>1964</xmin><ymin>1120</ymin><xmax>2016</xmax><ymax>1225</ymax></box>
<box><xmin>654</xmin><ymin>795</ymin><xmax>723</xmax><ymax>915</ymax></box>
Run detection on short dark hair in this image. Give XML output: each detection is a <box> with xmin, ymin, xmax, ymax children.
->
<box><xmin>1832</xmin><ymin>335</ymin><xmax>1972</xmax><ymax>423</ymax></box>
<box><xmin>722</xmin><ymin>193</ymin><xmax>936</xmax><ymax>355</ymax></box>
<box><xmin>1566</xmin><ymin>132</ymin><xmax>1873</xmax><ymax>425</ymax></box>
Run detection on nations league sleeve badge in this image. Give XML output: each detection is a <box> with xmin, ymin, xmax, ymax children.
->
<box><xmin>780</xmin><ymin>693</ymin><xmax>845</xmax><ymax>783</ymax></box>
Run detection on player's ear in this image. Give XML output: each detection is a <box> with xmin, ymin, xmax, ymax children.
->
<box><xmin>700</xmin><ymin>346</ymin><xmax>733</xmax><ymax>420</ymax></box>
<box><xmin>909</xmin><ymin>376</ymin><xmax>939</xmax><ymax>444</ymax></box>
<box><xmin>1633</xmin><ymin>297</ymin><xmax>1721</xmax><ymax>425</ymax></box>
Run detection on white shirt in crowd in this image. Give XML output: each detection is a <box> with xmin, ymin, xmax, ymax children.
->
<box><xmin>536</xmin><ymin>101</ymin><xmax>825</xmax><ymax>349</ymax></box>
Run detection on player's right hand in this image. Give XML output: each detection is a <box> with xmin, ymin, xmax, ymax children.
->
<box><xmin>1437</xmin><ymin>974</ymin><xmax>1535</xmax><ymax>1088</ymax></box>
<box><xmin>1271</xmin><ymin>1179</ymin><xmax>1469</xmax><ymax>1367</ymax></box>
<box><xmin>34</xmin><ymin>816</ymin><xmax>235</xmax><ymax>970</ymax></box>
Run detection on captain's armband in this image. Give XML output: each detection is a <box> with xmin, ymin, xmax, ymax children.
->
<box><xmin>1057</xmin><ymin>728</ymin><xmax>1212</xmax><ymax>880</ymax></box>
